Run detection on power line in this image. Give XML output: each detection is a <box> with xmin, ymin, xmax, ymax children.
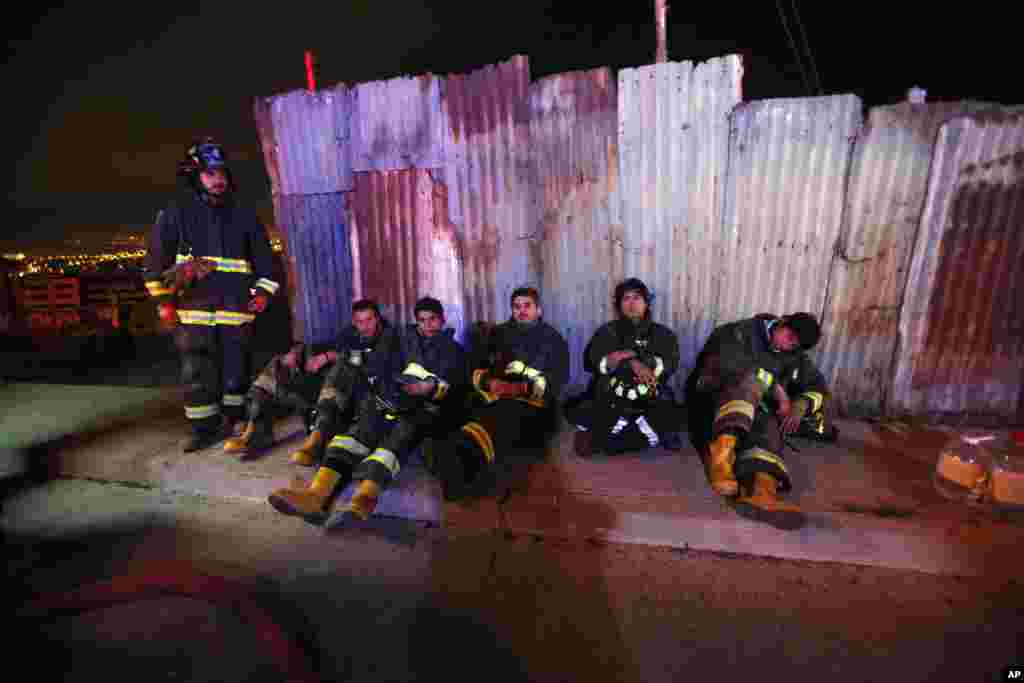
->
<box><xmin>789</xmin><ymin>0</ymin><xmax>823</xmax><ymax>95</ymax></box>
<box><xmin>774</xmin><ymin>0</ymin><xmax>812</xmax><ymax>96</ymax></box>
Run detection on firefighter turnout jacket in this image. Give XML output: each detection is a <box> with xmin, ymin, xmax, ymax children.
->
<box><xmin>143</xmin><ymin>195</ymin><xmax>279</xmax><ymax>324</ymax></box>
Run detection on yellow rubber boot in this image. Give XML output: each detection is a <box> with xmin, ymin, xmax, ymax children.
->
<box><xmin>223</xmin><ymin>421</ymin><xmax>256</xmax><ymax>454</ymax></box>
<box><xmin>346</xmin><ymin>479</ymin><xmax>382</xmax><ymax>521</ymax></box>
<box><xmin>289</xmin><ymin>430</ymin><xmax>323</xmax><ymax>466</ymax></box>
<box><xmin>734</xmin><ymin>472</ymin><xmax>805</xmax><ymax>530</ymax></box>
<box><xmin>267</xmin><ymin>467</ymin><xmax>343</xmax><ymax>524</ymax></box>
<box><xmin>706</xmin><ymin>434</ymin><xmax>739</xmax><ymax>496</ymax></box>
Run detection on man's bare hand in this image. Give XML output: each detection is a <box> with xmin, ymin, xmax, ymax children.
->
<box><xmin>605</xmin><ymin>350</ymin><xmax>637</xmax><ymax>371</ymax></box>
<box><xmin>304</xmin><ymin>353</ymin><xmax>329</xmax><ymax>374</ymax></box>
<box><xmin>780</xmin><ymin>398</ymin><xmax>808</xmax><ymax>435</ymax></box>
<box><xmin>281</xmin><ymin>350</ymin><xmax>300</xmax><ymax>370</ymax></box>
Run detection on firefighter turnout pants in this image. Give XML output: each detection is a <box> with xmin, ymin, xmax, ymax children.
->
<box><xmin>174</xmin><ymin>322</ymin><xmax>251</xmax><ymax>436</ymax></box>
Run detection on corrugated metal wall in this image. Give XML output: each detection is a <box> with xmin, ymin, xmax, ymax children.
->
<box><xmin>263</xmin><ymin>85</ymin><xmax>354</xmax><ymax>194</ymax></box>
<box><xmin>817</xmin><ymin>102</ymin><xmax>994</xmax><ymax>417</ymax></box>
<box><xmin>617</xmin><ymin>56</ymin><xmax>743</xmax><ymax>392</ymax></box>
<box><xmin>720</xmin><ymin>95</ymin><xmax>861</xmax><ymax>327</ymax></box>
<box><xmin>350</xmin><ymin>74</ymin><xmax>446</xmax><ymax>172</ymax></box>
<box><xmin>891</xmin><ymin>111</ymin><xmax>1024</xmax><ymax>421</ymax></box>
<box><xmin>347</xmin><ymin>169</ymin><xmax>465</xmax><ymax>339</ymax></box>
<box><xmin>273</xmin><ymin>193</ymin><xmax>353</xmax><ymax>346</ymax></box>
<box><xmin>529</xmin><ymin>67</ymin><xmax>620</xmax><ymax>393</ymax></box>
<box><xmin>441</xmin><ymin>56</ymin><xmax>539</xmax><ymax>326</ymax></box>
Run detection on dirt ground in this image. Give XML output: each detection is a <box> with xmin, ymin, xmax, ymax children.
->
<box><xmin>3</xmin><ymin>478</ymin><xmax>1021</xmax><ymax>683</ymax></box>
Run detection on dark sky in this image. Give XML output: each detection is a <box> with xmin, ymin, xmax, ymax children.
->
<box><xmin>4</xmin><ymin>1</ymin><xmax>1020</xmax><ymax>253</ymax></box>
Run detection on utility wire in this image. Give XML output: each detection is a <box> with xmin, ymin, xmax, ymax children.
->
<box><xmin>789</xmin><ymin>0</ymin><xmax>823</xmax><ymax>95</ymax></box>
<box><xmin>774</xmin><ymin>0</ymin><xmax>812</xmax><ymax>96</ymax></box>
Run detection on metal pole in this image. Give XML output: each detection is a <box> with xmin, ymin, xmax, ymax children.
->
<box><xmin>655</xmin><ymin>0</ymin><xmax>668</xmax><ymax>63</ymax></box>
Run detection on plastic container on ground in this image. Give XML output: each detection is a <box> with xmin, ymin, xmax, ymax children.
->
<box><xmin>933</xmin><ymin>433</ymin><xmax>995</xmax><ymax>506</ymax></box>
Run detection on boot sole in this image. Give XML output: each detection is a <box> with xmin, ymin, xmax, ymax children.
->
<box><xmin>267</xmin><ymin>494</ymin><xmax>326</xmax><ymax>526</ymax></box>
<box><xmin>733</xmin><ymin>502</ymin><xmax>805</xmax><ymax>530</ymax></box>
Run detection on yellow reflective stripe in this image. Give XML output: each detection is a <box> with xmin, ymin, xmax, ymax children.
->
<box><xmin>652</xmin><ymin>355</ymin><xmax>665</xmax><ymax>378</ymax></box>
<box><xmin>222</xmin><ymin>394</ymin><xmax>245</xmax><ymax>407</ymax></box>
<box><xmin>801</xmin><ymin>391</ymin><xmax>824</xmax><ymax>414</ymax></box>
<box><xmin>716</xmin><ymin>399</ymin><xmax>755</xmax><ymax>422</ymax></box>
<box><xmin>433</xmin><ymin>380</ymin><xmax>449</xmax><ymax>401</ymax></box>
<box><xmin>462</xmin><ymin>422</ymin><xmax>496</xmax><ymax>463</ymax></box>
<box><xmin>174</xmin><ymin>254</ymin><xmax>253</xmax><ymax>273</ymax></box>
<box><xmin>185</xmin><ymin>404</ymin><xmax>220</xmax><ymax>420</ymax></box>
<box><xmin>254</xmin><ymin>278</ymin><xmax>279</xmax><ymax>295</ymax></box>
<box><xmin>403</xmin><ymin>363</ymin><xmax>433</xmax><ymax>381</ymax></box>
<box><xmin>516</xmin><ymin>396</ymin><xmax>546</xmax><ymax>409</ymax></box>
<box><xmin>329</xmin><ymin>434</ymin><xmax>370</xmax><ymax>456</ymax></box>
<box><xmin>506</xmin><ymin>360</ymin><xmax>526</xmax><ymax>375</ymax></box>
<box><xmin>756</xmin><ymin>368</ymin><xmax>774</xmax><ymax>388</ymax></box>
<box><xmin>145</xmin><ymin>281</ymin><xmax>174</xmax><ymax>297</ymax></box>
<box><xmin>737</xmin><ymin>447</ymin><xmax>789</xmax><ymax>475</ymax></box>
<box><xmin>530</xmin><ymin>374</ymin><xmax>547</xmax><ymax>401</ymax></box>
<box><xmin>177</xmin><ymin>310</ymin><xmax>217</xmax><ymax>326</ymax></box>
<box><xmin>472</xmin><ymin>369</ymin><xmax>497</xmax><ymax>403</ymax></box>
<box><xmin>215</xmin><ymin>311</ymin><xmax>256</xmax><ymax>325</ymax></box>
<box><xmin>365</xmin><ymin>448</ymin><xmax>400</xmax><ymax>477</ymax></box>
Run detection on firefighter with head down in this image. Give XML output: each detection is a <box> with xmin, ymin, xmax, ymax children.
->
<box><xmin>221</xmin><ymin>339</ymin><xmax>338</xmax><ymax>459</ymax></box>
<box><xmin>567</xmin><ymin>278</ymin><xmax>682</xmax><ymax>456</ymax></box>
<box><xmin>267</xmin><ymin>297</ymin><xmax>466</xmax><ymax>526</ymax></box>
<box><xmin>685</xmin><ymin>312</ymin><xmax>835</xmax><ymax>530</ymax></box>
<box><xmin>143</xmin><ymin>137</ymin><xmax>279</xmax><ymax>452</ymax></box>
<box><xmin>432</xmin><ymin>286</ymin><xmax>570</xmax><ymax>502</ymax></box>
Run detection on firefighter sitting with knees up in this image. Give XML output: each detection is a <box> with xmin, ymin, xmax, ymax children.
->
<box><xmin>267</xmin><ymin>297</ymin><xmax>466</xmax><ymax>526</ymax></box>
<box><xmin>290</xmin><ymin>299</ymin><xmax>400</xmax><ymax>467</ymax></box>
<box><xmin>222</xmin><ymin>340</ymin><xmax>337</xmax><ymax>458</ymax></box>
<box><xmin>685</xmin><ymin>312</ymin><xmax>832</xmax><ymax>530</ymax></box>
<box><xmin>144</xmin><ymin>137</ymin><xmax>278</xmax><ymax>452</ymax></box>
<box><xmin>433</xmin><ymin>286</ymin><xmax>569</xmax><ymax>502</ymax></box>
<box><xmin>567</xmin><ymin>278</ymin><xmax>682</xmax><ymax>457</ymax></box>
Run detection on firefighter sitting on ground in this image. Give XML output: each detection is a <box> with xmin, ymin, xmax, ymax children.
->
<box><xmin>685</xmin><ymin>312</ymin><xmax>833</xmax><ymax>530</ymax></box>
<box><xmin>288</xmin><ymin>299</ymin><xmax>400</xmax><ymax>467</ymax></box>
<box><xmin>222</xmin><ymin>340</ymin><xmax>337</xmax><ymax>458</ymax></box>
<box><xmin>268</xmin><ymin>297</ymin><xmax>466</xmax><ymax>526</ymax></box>
<box><xmin>567</xmin><ymin>278</ymin><xmax>682</xmax><ymax>457</ymax></box>
<box><xmin>433</xmin><ymin>286</ymin><xmax>569</xmax><ymax>502</ymax></box>
<box><xmin>143</xmin><ymin>137</ymin><xmax>279</xmax><ymax>452</ymax></box>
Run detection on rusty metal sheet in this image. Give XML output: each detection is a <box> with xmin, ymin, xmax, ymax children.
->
<box><xmin>347</xmin><ymin>169</ymin><xmax>465</xmax><ymax>340</ymax></box>
<box><xmin>818</xmin><ymin>102</ymin><xmax>995</xmax><ymax>417</ymax></box>
<box><xmin>263</xmin><ymin>85</ymin><xmax>353</xmax><ymax>195</ymax></box>
<box><xmin>273</xmin><ymin>193</ymin><xmax>353</xmax><ymax>346</ymax></box>
<box><xmin>892</xmin><ymin>110</ymin><xmax>1024</xmax><ymax>421</ymax></box>
<box><xmin>528</xmin><ymin>67</ymin><xmax>620</xmax><ymax>393</ymax></box>
<box><xmin>440</xmin><ymin>55</ymin><xmax>538</xmax><ymax>326</ymax></box>
<box><xmin>350</xmin><ymin>74</ymin><xmax>447</xmax><ymax>172</ymax></box>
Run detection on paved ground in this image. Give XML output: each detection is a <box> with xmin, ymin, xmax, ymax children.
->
<box><xmin>2</xmin><ymin>369</ymin><xmax>1023</xmax><ymax>681</ymax></box>
<box><xmin>3</xmin><ymin>479</ymin><xmax>1022</xmax><ymax>683</ymax></box>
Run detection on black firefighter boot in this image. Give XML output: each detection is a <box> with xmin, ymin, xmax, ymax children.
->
<box><xmin>436</xmin><ymin>434</ymin><xmax>485</xmax><ymax>502</ymax></box>
<box><xmin>183</xmin><ymin>416</ymin><xmax>227</xmax><ymax>453</ymax></box>
<box><xmin>733</xmin><ymin>472</ymin><xmax>805</xmax><ymax>530</ymax></box>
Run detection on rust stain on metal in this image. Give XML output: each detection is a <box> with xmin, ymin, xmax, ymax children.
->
<box><xmin>917</xmin><ymin>178</ymin><xmax>1024</xmax><ymax>389</ymax></box>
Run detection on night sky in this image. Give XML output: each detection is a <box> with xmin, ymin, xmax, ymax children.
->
<box><xmin>4</xmin><ymin>1</ymin><xmax>1020</xmax><ymax>254</ymax></box>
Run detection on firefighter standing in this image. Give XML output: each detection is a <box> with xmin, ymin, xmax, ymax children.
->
<box><xmin>685</xmin><ymin>312</ymin><xmax>832</xmax><ymax>530</ymax></box>
<box><xmin>567</xmin><ymin>278</ymin><xmax>682</xmax><ymax>456</ymax></box>
<box><xmin>268</xmin><ymin>297</ymin><xmax>466</xmax><ymax>526</ymax></box>
<box><xmin>144</xmin><ymin>138</ymin><xmax>279</xmax><ymax>452</ymax></box>
<box><xmin>434</xmin><ymin>286</ymin><xmax>569</xmax><ymax>502</ymax></box>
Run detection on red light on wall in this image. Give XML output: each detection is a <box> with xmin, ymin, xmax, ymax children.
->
<box><xmin>304</xmin><ymin>50</ymin><xmax>316</xmax><ymax>92</ymax></box>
